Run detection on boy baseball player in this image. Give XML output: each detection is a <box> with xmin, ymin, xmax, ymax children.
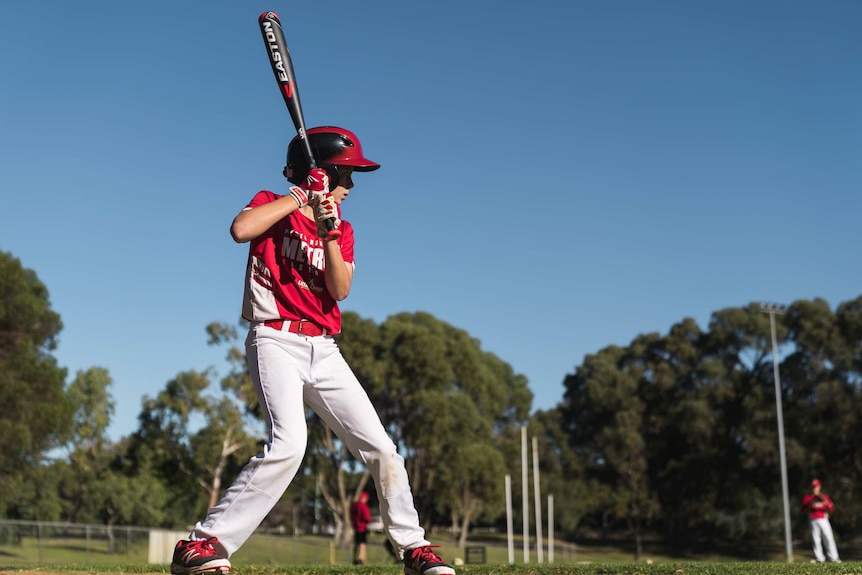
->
<box><xmin>171</xmin><ymin>127</ymin><xmax>454</xmax><ymax>575</ymax></box>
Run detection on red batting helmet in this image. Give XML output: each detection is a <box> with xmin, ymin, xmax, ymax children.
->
<box><xmin>284</xmin><ymin>126</ymin><xmax>380</xmax><ymax>188</ymax></box>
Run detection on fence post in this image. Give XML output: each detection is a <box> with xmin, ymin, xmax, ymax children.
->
<box><xmin>37</xmin><ymin>522</ymin><xmax>43</xmax><ymax>563</ymax></box>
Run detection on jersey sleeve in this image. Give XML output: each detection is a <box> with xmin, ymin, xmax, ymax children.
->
<box><xmin>339</xmin><ymin>221</ymin><xmax>355</xmax><ymax>266</ymax></box>
<box><xmin>245</xmin><ymin>190</ymin><xmax>279</xmax><ymax>210</ymax></box>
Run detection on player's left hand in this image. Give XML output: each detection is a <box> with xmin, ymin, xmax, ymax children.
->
<box><xmin>313</xmin><ymin>193</ymin><xmax>341</xmax><ymax>239</ymax></box>
<box><xmin>304</xmin><ymin>168</ymin><xmax>330</xmax><ymax>197</ymax></box>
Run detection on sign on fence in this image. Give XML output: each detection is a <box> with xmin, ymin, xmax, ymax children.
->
<box><xmin>148</xmin><ymin>530</ymin><xmax>189</xmax><ymax>564</ymax></box>
<box><xmin>465</xmin><ymin>546</ymin><xmax>486</xmax><ymax>564</ymax></box>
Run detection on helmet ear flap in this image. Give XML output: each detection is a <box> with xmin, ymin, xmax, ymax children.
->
<box><xmin>284</xmin><ymin>161</ymin><xmax>307</xmax><ymax>186</ymax></box>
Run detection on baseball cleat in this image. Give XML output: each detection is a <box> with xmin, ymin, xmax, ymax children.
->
<box><xmin>403</xmin><ymin>545</ymin><xmax>455</xmax><ymax>575</ymax></box>
<box><xmin>171</xmin><ymin>538</ymin><xmax>231</xmax><ymax>575</ymax></box>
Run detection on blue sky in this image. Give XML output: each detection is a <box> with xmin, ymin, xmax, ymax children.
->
<box><xmin>1</xmin><ymin>1</ymin><xmax>859</xmax><ymax>441</ymax></box>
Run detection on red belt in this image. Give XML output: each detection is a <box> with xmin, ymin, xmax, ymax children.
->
<box><xmin>263</xmin><ymin>319</ymin><xmax>327</xmax><ymax>336</ymax></box>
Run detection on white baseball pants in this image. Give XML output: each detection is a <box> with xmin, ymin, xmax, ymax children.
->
<box><xmin>810</xmin><ymin>517</ymin><xmax>839</xmax><ymax>562</ymax></box>
<box><xmin>191</xmin><ymin>324</ymin><xmax>429</xmax><ymax>557</ymax></box>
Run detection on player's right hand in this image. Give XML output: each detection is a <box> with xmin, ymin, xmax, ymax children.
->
<box><xmin>313</xmin><ymin>193</ymin><xmax>341</xmax><ymax>239</ymax></box>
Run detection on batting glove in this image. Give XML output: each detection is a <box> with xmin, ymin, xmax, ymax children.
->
<box><xmin>313</xmin><ymin>193</ymin><xmax>341</xmax><ymax>239</ymax></box>
<box><xmin>288</xmin><ymin>168</ymin><xmax>330</xmax><ymax>208</ymax></box>
<box><xmin>305</xmin><ymin>168</ymin><xmax>330</xmax><ymax>194</ymax></box>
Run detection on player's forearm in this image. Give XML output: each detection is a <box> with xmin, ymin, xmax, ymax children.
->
<box><xmin>230</xmin><ymin>196</ymin><xmax>299</xmax><ymax>243</ymax></box>
<box><xmin>323</xmin><ymin>241</ymin><xmax>352</xmax><ymax>300</ymax></box>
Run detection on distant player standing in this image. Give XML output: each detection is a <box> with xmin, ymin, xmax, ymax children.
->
<box><xmin>170</xmin><ymin>126</ymin><xmax>455</xmax><ymax>575</ymax></box>
<box><xmin>351</xmin><ymin>491</ymin><xmax>372</xmax><ymax>564</ymax></box>
<box><xmin>801</xmin><ymin>478</ymin><xmax>840</xmax><ymax>563</ymax></box>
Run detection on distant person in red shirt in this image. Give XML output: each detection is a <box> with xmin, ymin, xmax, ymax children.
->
<box><xmin>352</xmin><ymin>491</ymin><xmax>372</xmax><ymax>565</ymax></box>
<box><xmin>801</xmin><ymin>478</ymin><xmax>840</xmax><ymax>563</ymax></box>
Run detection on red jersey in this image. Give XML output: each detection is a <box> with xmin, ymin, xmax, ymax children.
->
<box><xmin>351</xmin><ymin>499</ymin><xmax>371</xmax><ymax>533</ymax></box>
<box><xmin>240</xmin><ymin>190</ymin><xmax>354</xmax><ymax>335</ymax></box>
<box><xmin>801</xmin><ymin>493</ymin><xmax>834</xmax><ymax>520</ymax></box>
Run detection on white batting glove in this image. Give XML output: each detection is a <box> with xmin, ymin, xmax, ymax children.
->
<box><xmin>288</xmin><ymin>186</ymin><xmax>311</xmax><ymax>208</ymax></box>
<box><xmin>313</xmin><ymin>193</ymin><xmax>341</xmax><ymax>239</ymax></box>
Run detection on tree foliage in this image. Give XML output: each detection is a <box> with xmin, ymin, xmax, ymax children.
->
<box><xmin>339</xmin><ymin>311</ymin><xmax>532</xmax><ymax>543</ymax></box>
<box><xmin>130</xmin><ymin>367</ymin><xmax>258</xmax><ymax>523</ymax></box>
<box><xmin>61</xmin><ymin>367</ymin><xmax>116</xmax><ymax>523</ymax></box>
<box><xmin>558</xmin><ymin>296</ymin><xmax>862</xmax><ymax>547</ymax></box>
<box><xmin>0</xmin><ymin>250</ymin><xmax>73</xmax><ymax>516</ymax></box>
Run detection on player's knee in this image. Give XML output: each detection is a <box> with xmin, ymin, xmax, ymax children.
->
<box><xmin>266</xmin><ymin>435</ymin><xmax>308</xmax><ymax>468</ymax></box>
<box><xmin>369</xmin><ymin>452</ymin><xmax>411</xmax><ymax>500</ymax></box>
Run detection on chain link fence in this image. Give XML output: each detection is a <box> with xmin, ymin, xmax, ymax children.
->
<box><xmin>0</xmin><ymin>520</ymin><xmax>151</xmax><ymax>564</ymax></box>
<box><xmin>0</xmin><ymin>520</ymin><xmax>403</xmax><ymax>566</ymax></box>
<box><xmin>0</xmin><ymin>520</ymin><xmax>551</xmax><ymax>566</ymax></box>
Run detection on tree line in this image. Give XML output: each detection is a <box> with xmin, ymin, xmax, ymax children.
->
<box><xmin>1</xmin><ymin>249</ymin><xmax>860</xmax><ymax>556</ymax></box>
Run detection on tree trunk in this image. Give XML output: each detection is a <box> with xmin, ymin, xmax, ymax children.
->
<box><xmin>457</xmin><ymin>516</ymin><xmax>471</xmax><ymax>549</ymax></box>
<box><xmin>106</xmin><ymin>517</ymin><xmax>116</xmax><ymax>554</ymax></box>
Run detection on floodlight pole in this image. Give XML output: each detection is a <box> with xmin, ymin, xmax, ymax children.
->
<box><xmin>759</xmin><ymin>302</ymin><xmax>793</xmax><ymax>563</ymax></box>
<box><xmin>521</xmin><ymin>427</ymin><xmax>529</xmax><ymax>562</ymax></box>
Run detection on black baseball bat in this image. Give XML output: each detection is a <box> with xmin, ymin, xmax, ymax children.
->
<box><xmin>258</xmin><ymin>11</ymin><xmax>340</xmax><ymax>240</ymax></box>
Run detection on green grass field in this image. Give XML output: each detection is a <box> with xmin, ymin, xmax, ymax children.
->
<box><xmin>0</xmin><ymin>563</ymin><xmax>860</xmax><ymax>575</ymax></box>
<box><xmin>0</xmin><ymin>531</ymin><xmax>859</xmax><ymax>574</ymax></box>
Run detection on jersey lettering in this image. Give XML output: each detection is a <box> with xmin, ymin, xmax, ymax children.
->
<box><xmin>283</xmin><ymin>233</ymin><xmax>326</xmax><ymax>272</ymax></box>
<box><xmin>310</xmin><ymin>246</ymin><xmax>325</xmax><ymax>269</ymax></box>
<box><xmin>283</xmin><ymin>235</ymin><xmax>307</xmax><ymax>264</ymax></box>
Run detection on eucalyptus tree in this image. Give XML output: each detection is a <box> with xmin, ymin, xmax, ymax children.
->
<box><xmin>561</xmin><ymin>339</ymin><xmax>655</xmax><ymax>558</ymax></box>
<box><xmin>558</xmin><ymin>295</ymin><xmax>862</xmax><ymax>546</ymax></box>
<box><xmin>0</xmin><ymin>250</ymin><xmax>73</xmax><ymax>516</ymax></box>
<box><xmin>132</xmin><ymin>367</ymin><xmax>258</xmax><ymax>521</ymax></box>
<box><xmin>62</xmin><ymin>367</ymin><xmax>115</xmax><ymax>523</ymax></box>
<box><xmin>338</xmin><ymin>311</ymin><xmax>532</xmax><ymax>542</ymax></box>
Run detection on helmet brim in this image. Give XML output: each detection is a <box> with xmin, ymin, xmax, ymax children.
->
<box><xmin>351</xmin><ymin>161</ymin><xmax>380</xmax><ymax>172</ymax></box>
